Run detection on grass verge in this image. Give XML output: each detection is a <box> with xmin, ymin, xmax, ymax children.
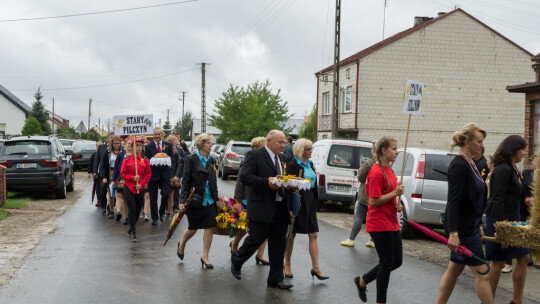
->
<box><xmin>0</xmin><ymin>209</ymin><xmax>11</xmax><ymax>220</ymax></box>
<box><xmin>3</xmin><ymin>192</ymin><xmax>31</xmax><ymax>209</ymax></box>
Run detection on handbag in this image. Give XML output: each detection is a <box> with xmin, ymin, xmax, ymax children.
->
<box><xmin>188</xmin><ymin>193</ymin><xmax>204</xmax><ymax>208</ymax></box>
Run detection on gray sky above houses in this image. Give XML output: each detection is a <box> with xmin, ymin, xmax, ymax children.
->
<box><xmin>1</xmin><ymin>0</ymin><xmax>539</xmax><ymax>129</ymax></box>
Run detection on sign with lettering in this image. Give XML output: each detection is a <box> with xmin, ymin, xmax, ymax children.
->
<box><xmin>113</xmin><ymin>114</ymin><xmax>153</xmax><ymax>135</ymax></box>
<box><xmin>402</xmin><ymin>80</ymin><xmax>424</xmax><ymax>115</ymax></box>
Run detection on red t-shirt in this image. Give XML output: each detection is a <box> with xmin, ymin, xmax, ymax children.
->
<box><xmin>365</xmin><ymin>163</ymin><xmax>400</xmax><ymax>232</ymax></box>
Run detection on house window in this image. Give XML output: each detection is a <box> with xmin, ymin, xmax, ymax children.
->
<box><xmin>346</xmin><ymin>68</ymin><xmax>350</xmax><ymax>79</ymax></box>
<box><xmin>340</xmin><ymin>86</ymin><xmax>352</xmax><ymax>113</ymax></box>
<box><xmin>322</xmin><ymin>92</ymin><xmax>330</xmax><ymax>115</ymax></box>
<box><xmin>324</xmin><ymin>75</ymin><xmax>328</xmax><ymax>84</ymax></box>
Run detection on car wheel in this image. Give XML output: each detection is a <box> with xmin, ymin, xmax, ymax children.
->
<box><xmin>222</xmin><ymin>169</ymin><xmax>228</xmax><ymax>181</ymax></box>
<box><xmin>66</xmin><ymin>172</ymin><xmax>75</xmax><ymax>192</ymax></box>
<box><xmin>399</xmin><ymin>207</ymin><xmax>415</xmax><ymax>239</ymax></box>
<box><xmin>55</xmin><ymin>178</ymin><xmax>67</xmax><ymax>199</ymax></box>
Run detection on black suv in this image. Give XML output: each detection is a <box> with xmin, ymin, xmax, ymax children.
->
<box><xmin>0</xmin><ymin>136</ymin><xmax>75</xmax><ymax>199</ymax></box>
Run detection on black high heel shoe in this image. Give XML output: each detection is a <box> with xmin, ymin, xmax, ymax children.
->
<box><xmin>200</xmin><ymin>257</ymin><xmax>214</xmax><ymax>269</ymax></box>
<box><xmin>311</xmin><ymin>269</ymin><xmax>329</xmax><ymax>281</ymax></box>
<box><xmin>177</xmin><ymin>242</ymin><xmax>184</xmax><ymax>260</ymax></box>
<box><xmin>255</xmin><ymin>256</ymin><xmax>270</xmax><ymax>266</ymax></box>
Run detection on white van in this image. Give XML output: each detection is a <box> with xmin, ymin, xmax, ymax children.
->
<box><xmin>311</xmin><ymin>139</ymin><xmax>373</xmax><ymax>210</ymax></box>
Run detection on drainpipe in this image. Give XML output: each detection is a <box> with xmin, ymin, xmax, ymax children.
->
<box><xmin>355</xmin><ymin>60</ymin><xmax>359</xmax><ymax>132</ymax></box>
<box><xmin>315</xmin><ymin>75</ymin><xmax>320</xmax><ymax>140</ymax></box>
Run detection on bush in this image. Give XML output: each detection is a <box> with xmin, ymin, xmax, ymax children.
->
<box><xmin>21</xmin><ymin>117</ymin><xmax>44</xmax><ymax>136</ymax></box>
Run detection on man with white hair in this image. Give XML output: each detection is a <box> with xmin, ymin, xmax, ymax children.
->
<box><xmin>231</xmin><ymin>130</ymin><xmax>293</xmax><ymax>289</ymax></box>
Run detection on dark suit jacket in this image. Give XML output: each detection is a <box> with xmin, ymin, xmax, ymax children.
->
<box><xmin>88</xmin><ymin>152</ymin><xmax>96</xmax><ymax>174</ymax></box>
<box><xmin>485</xmin><ymin>162</ymin><xmax>524</xmax><ymax>221</ymax></box>
<box><xmin>474</xmin><ymin>156</ymin><xmax>489</xmax><ymax>181</ymax></box>
<box><xmin>240</xmin><ymin>147</ymin><xmax>291</xmax><ymax>224</ymax></box>
<box><xmin>145</xmin><ymin>140</ymin><xmax>176</xmax><ymax>181</ymax></box>
<box><xmin>444</xmin><ymin>156</ymin><xmax>486</xmax><ymax>237</ymax></box>
<box><xmin>179</xmin><ymin>154</ymin><xmax>218</xmax><ymax>204</ymax></box>
<box><xmin>93</xmin><ymin>143</ymin><xmax>108</xmax><ymax>175</ymax></box>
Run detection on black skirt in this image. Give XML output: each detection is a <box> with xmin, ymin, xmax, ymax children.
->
<box><xmin>293</xmin><ymin>188</ymin><xmax>319</xmax><ymax>234</ymax></box>
<box><xmin>186</xmin><ymin>203</ymin><xmax>217</xmax><ymax>230</ymax></box>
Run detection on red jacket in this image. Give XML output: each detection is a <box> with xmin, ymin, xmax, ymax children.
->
<box><xmin>120</xmin><ymin>155</ymin><xmax>152</xmax><ymax>194</ymax></box>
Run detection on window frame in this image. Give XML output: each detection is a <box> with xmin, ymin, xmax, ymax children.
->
<box><xmin>322</xmin><ymin>92</ymin><xmax>330</xmax><ymax>115</ymax></box>
<box><xmin>340</xmin><ymin>86</ymin><xmax>352</xmax><ymax>113</ymax></box>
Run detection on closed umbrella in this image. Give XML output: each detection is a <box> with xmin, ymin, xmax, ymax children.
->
<box><xmin>163</xmin><ymin>187</ymin><xmax>195</xmax><ymax>246</ymax></box>
<box><xmin>406</xmin><ymin>220</ymin><xmax>490</xmax><ymax>275</ymax></box>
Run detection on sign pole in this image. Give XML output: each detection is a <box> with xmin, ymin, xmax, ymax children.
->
<box><xmin>133</xmin><ymin>139</ymin><xmax>140</xmax><ymax>194</ymax></box>
<box><xmin>399</xmin><ymin>114</ymin><xmax>412</xmax><ymax>185</ymax></box>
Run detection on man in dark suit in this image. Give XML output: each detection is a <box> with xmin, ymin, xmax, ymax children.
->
<box><xmin>231</xmin><ymin>130</ymin><xmax>293</xmax><ymax>289</ymax></box>
<box><xmin>88</xmin><ymin>141</ymin><xmax>103</xmax><ymax>206</ymax></box>
<box><xmin>93</xmin><ymin>132</ymin><xmax>115</xmax><ymax>214</ymax></box>
<box><xmin>145</xmin><ymin>127</ymin><xmax>176</xmax><ymax>224</ymax></box>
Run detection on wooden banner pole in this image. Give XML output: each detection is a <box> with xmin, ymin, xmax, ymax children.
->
<box><xmin>399</xmin><ymin>114</ymin><xmax>412</xmax><ymax>185</ymax></box>
<box><xmin>133</xmin><ymin>139</ymin><xmax>140</xmax><ymax>194</ymax></box>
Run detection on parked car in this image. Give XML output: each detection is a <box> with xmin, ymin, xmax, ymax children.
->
<box><xmin>210</xmin><ymin>144</ymin><xmax>224</xmax><ymax>164</ymax></box>
<box><xmin>218</xmin><ymin>140</ymin><xmax>251</xmax><ymax>180</ymax></box>
<box><xmin>70</xmin><ymin>141</ymin><xmax>97</xmax><ymax>171</ymax></box>
<box><xmin>392</xmin><ymin>148</ymin><xmax>457</xmax><ymax>238</ymax></box>
<box><xmin>60</xmin><ymin>139</ymin><xmax>76</xmax><ymax>154</ymax></box>
<box><xmin>311</xmin><ymin>139</ymin><xmax>373</xmax><ymax>210</ymax></box>
<box><xmin>187</xmin><ymin>141</ymin><xmax>198</xmax><ymax>154</ymax></box>
<box><xmin>0</xmin><ymin>139</ymin><xmax>4</xmax><ymax>152</ymax></box>
<box><xmin>0</xmin><ymin>136</ymin><xmax>75</xmax><ymax>199</ymax></box>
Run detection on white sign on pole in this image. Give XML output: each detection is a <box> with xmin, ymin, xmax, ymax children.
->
<box><xmin>402</xmin><ymin>80</ymin><xmax>424</xmax><ymax>115</ymax></box>
<box><xmin>113</xmin><ymin>114</ymin><xmax>154</xmax><ymax>136</ymax></box>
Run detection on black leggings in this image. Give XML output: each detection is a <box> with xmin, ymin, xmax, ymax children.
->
<box><xmin>362</xmin><ymin>230</ymin><xmax>403</xmax><ymax>303</ymax></box>
<box><xmin>123</xmin><ymin>187</ymin><xmax>145</xmax><ymax>232</ymax></box>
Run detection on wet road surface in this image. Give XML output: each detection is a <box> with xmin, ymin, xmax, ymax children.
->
<box><xmin>0</xmin><ymin>177</ymin><xmax>537</xmax><ymax>304</ymax></box>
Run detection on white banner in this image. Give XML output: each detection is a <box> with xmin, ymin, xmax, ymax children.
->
<box><xmin>113</xmin><ymin>114</ymin><xmax>153</xmax><ymax>135</ymax></box>
<box><xmin>402</xmin><ymin>80</ymin><xmax>424</xmax><ymax>115</ymax></box>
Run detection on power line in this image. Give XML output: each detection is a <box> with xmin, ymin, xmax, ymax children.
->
<box><xmin>0</xmin><ymin>0</ymin><xmax>199</xmax><ymax>23</ymax></box>
<box><xmin>10</xmin><ymin>68</ymin><xmax>198</xmax><ymax>91</ymax></box>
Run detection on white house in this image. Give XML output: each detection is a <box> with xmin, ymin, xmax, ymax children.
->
<box><xmin>0</xmin><ymin>84</ymin><xmax>31</xmax><ymax>138</ymax></box>
<box><xmin>315</xmin><ymin>9</ymin><xmax>535</xmax><ymax>154</ymax></box>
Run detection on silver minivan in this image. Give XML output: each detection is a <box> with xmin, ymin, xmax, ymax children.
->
<box><xmin>392</xmin><ymin>148</ymin><xmax>457</xmax><ymax>238</ymax></box>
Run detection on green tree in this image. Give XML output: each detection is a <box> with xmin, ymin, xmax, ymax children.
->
<box><xmin>56</xmin><ymin>125</ymin><xmax>77</xmax><ymax>138</ymax></box>
<box><xmin>209</xmin><ymin>80</ymin><xmax>292</xmax><ymax>142</ymax></box>
<box><xmin>174</xmin><ymin>111</ymin><xmax>194</xmax><ymax>141</ymax></box>
<box><xmin>297</xmin><ymin>106</ymin><xmax>316</xmax><ymax>142</ymax></box>
<box><xmin>21</xmin><ymin>117</ymin><xmax>43</xmax><ymax>136</ymax></box>
<box><xmin>163</xmin><ymin>119</ymin><xmax>172</xmax><ymax>136</ymax></box>
<box><xmin>31</xmin><ymin>87</ymin><xmax>52</xmax><ymax>135</ymax></box>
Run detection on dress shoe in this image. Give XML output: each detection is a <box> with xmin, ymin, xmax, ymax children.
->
<box><xmin>201</xmin><ymin>257</ymin><xmax>214</xmax><ymax>269</ymax></box>
<box><xmin>177</xmin><ymin>242</ymin><xmax>184</xmax><ymax>260</ymax></box>
<box><xmin>267</xmin><ymin>281</ymin><xmax>293</xmax><ymax>289</ymax></box>
<box><xmin>255</xmin><ymin>256</ymin><xmax>270</xmax><ymax>266</ymax></box>
<box><xmin>311</xmin><ymin>269</ymin><xmax>329</xmax><ymax>281</ymax></box>
<box><xmin>123</xmin><ymin>218</ymin><xmax>129</xmax><ymax>225</ymax></box>
<box><xmin>151</xmin><ymin>220</ymin><xmax>158</xmax><ymax>225</ymax></box>
<box><xmin>231</xmin><ymin>262</ymin><xmax>242</xmax><ymax>280</ymax></box>
<box><xmin>116</xmin><ymin>212</ymin><xmax>122</xmax><ymax>221</ymax></box>
<box><xmin>159</xmin><ymin>214</ymin><xmax>165</xmax><ymax>222</ymax></box>
<box><xmin>354</xmin><ymin>276</ymin><xmax>367</xmax><ymax>302</ymax></box>
<box><xmin>108</xmin><ymin>212</ymin><xmax>114</xmax><ymax>219</ymax></box>
<box><xmin>131</xmin><ymin>232</ymin><xmax>138</xmax><ymax>242</ymax></box>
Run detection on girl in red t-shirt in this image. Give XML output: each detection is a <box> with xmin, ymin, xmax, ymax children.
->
<box><xmin>354</xmin><ymin>136</ymin><xmax>404</xmax><ymax>304</ymax></box>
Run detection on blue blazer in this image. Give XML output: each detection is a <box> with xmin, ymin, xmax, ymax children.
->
<box><xmin>145</xmin><ymin>141</ymin><xmax>176</xmax><ymax>181</ymax></box>
<box><xmin>112</xmin><ymin>151</ymin><xmax>127</xmax><ymax>182</ymax></box>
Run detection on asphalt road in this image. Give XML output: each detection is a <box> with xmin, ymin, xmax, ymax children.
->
<box><xmin>0</xmin><ymin>176</ymin><xmax>537</xmax><ymax>304</ymax></box>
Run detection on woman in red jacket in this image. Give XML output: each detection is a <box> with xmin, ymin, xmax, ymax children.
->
<box><xmin>354</xmin><ymin>136</ymin><xmax>404</xmax><ymax>304</ymax></box>
<box><xmin>121</xmin><ymin>138</ymin><xmax>152</xmax><ymax>242</ymax></box>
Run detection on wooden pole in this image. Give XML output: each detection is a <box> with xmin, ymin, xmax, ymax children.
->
<box><xmin>399</xmin><ymin>114</ymin><xmax>412</xmax><ymax>185</ymax></box>
<box><xmin>133</xmin><ymin>139</ymin><xmax>140</xmax><ymax>194</ymax></box>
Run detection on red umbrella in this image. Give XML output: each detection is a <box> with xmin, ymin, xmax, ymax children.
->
<box><xmin>406</xmin><ymin>220</ymin><xmax>490</xmax><ymax>275</ymax></box>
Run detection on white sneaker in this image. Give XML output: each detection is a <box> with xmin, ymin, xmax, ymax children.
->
<box><xmin>144</xmin><ymin>214</ymin><xmax>149</xmax><ymax>222</ymax></box>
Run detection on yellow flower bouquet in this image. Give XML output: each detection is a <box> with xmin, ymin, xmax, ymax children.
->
<box><xmin>214</xmin><ymin>196</ymin><xmax>248</xmax><ymax>237</ymax></box>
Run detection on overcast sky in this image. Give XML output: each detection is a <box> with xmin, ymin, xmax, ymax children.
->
<box><xmin>1</xmin><ymin>0</ymin><xmax>539</xmax><ymax>130</ymax></box>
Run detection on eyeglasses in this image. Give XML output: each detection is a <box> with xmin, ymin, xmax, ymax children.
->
<box><xmin>304</xmin><ymin>147</ymin><xmax>313</xmax><ymax>151</ymax></box>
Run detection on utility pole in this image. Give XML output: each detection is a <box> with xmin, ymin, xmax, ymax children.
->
<box><xmin>382</xmin><ymin>0</ymin><xmax>387</xmax><ymax>40</ymax></box>
<box><xmin>52</xmin><ymin>98</ymin><xmax>55</xmax><ymax>134</ymax></box>
<box><xmin>197</xmin><ymin>62</ymin><xmax>209</xmax><ymax>133</ymax></box>
<box><xmin>98</xmin><ymin>117</ymin><xmax>101</xmax><ymax>136</ymax></box>
<box><xmin>88</xmin><ymin>98</ymin><xmax>92</xmax><ymax>133</ymax></box>
<box><xmin>331</xmin><ymin>0</ymin><xmax>341</xmax><ymax>138</ymax></box>
<box><xmin>179</xmin><ymin>91</ymin><xmax>186</xmax><ymax>120</ymax></box>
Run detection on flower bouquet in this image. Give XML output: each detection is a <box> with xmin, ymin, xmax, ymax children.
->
<box><xmin>170</xmin><ymin>177</ymin><xmax>181</xmax><ymax>188</ymax></box>
<box><xmin>271</xmin><ymin>175</ymin><xmax>312</xmax><ymax>216</ymax></box>
<box><xmin>117</xmin><ymin>178</ymin><xmax>125</xmax><ymax>189</ymax></box>
<box><xmin>214</xmin><ymin>196</ymin><xmax>248</xmax><ymax>237</ymax></box>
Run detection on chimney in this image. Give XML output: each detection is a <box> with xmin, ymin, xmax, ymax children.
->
<box><xmin>438</xmin><ymin>12</ymin><xmax>446</xmax><ymax>17</ymax></box>
<box><xmin>414</xmin><ymin>16</ymin><xmax>433</xmax><ymax>26</ymax></box>
<box><xmin>533</xmin><ymin>53</ymin><xmax>540</xmax><ymax>82</ymax></box>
